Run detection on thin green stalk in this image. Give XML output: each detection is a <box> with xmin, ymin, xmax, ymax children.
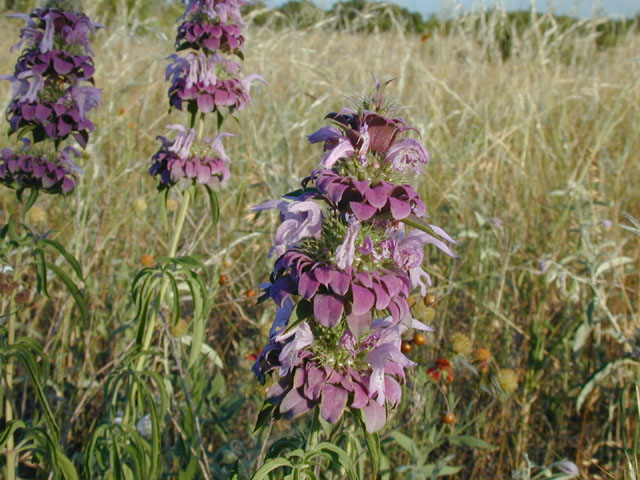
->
<box><xmin>135</xmin><ymin>188</ymin><xmax>191</xmax><ymax>372</ymax></box>
<box><xmin>4</xmin><ymin>248</ymin><xmax>23</xmax><ymax>480</ymax></box>
<box><xmin>306</xmin><ymin>408</ymin><xmax>321</xmax><ymax>451</ymax></box>
<box><xmin>4</xmin><ymin>301</ymin><xmax>17</xmax><ymax>480</ymax></box>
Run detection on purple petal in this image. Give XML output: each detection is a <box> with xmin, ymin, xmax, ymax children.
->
<box><xmin>321</xmin><ymin>138</ymin><xmax>354</xmax><ymax>169</ymax></box>
<box><xmin>351</xmin><ymin>284</ymin><xmax>375</xmax><ymax>316</ymax></box>
<box><xmin>304</xmin><ymin>366</ymin><xmax>326</xmax><ymax>400</ymax></box>
<box><xmin>351</xmin><ymin>381</ymin><xmax>369</xmax><ymax>408</ymax></box>
<box><xmin>346</xmin><ymin>311</ymin><xmax>371</xmax><ymax>338</ymax></box>
<box><xmin>389</xmin><ymin>197</ymin><xmax>412</xmax><ymax>219</ymax></box>
<box><xmin>329</xmin><ymin>270</ymin><xmax>351</xmax><ymax>296</ymax></box>
<box><xmin>196</xmin><ymin>93</ymin><xmax>214</xmax><ymax>112</ymax></box>
<box><xmin>384</xmin><ymin>377</ymin><xmax>402</xmax><ymax>406</ymax></box>
<box><xmin>313</xmin><ymin>294</ymin><xmax>344</xmax><ymax>328</ymax></box>
<box><xmin>313</xmin><ymin>265</ymin><xmax>332</xmax><ymax>286</ymax></box>
<box><xmin>307</xmin><ymin>126</ymin><xmax>341</xmax><ymax>144</ymax></box>
<box><xmin>35</xmin><ymin>104</ymin><xmax>51</xmax><ymax>122</ymax></box>
<box><xmin>428</xmin><ymin>223</ymin><xmax>457</xmax><ymax>244</ymax></box>
<box><xmin>53</xmin><ymin>57</ymin><xmax>73</xmax><ymax>74</ymax></box>
<box><xmin>349</xmin><ymin>202</ymin><xmax>377</xmax><ymax>221</ymax></box>
<box><xmin>298</xmin><ymin>272</ymin><xmax>320</xmax><ymax>299</ymax></box>
<box><xmin>320</xmin><ymin>385</ymin><xmax>348</xmax><ymax>424</ymax></box>
<box><xmin>280</xmin><ymin>388</ymin><xmax>314</xmax><ymax>420</ymax></box>
<box><xmin>362</xmin><ymin>400</ymin><xmax>387</xmax><ymax>433</ymax></box>
<box><xmin>372</xmin><ymin>281</ymin><xmax>391</xmax><ymax>310</ymax></box>
<box><xmin>364</xmin><ymin>184</ymin><xmax>390</xmax><ymax>208</ymax></box>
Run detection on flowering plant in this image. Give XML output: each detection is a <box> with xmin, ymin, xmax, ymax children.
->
<box><xmin>253</xmin><ymin>83</ymin><xmax>456</xmax><ymax>436</ymax></box>
<box><xmin>0</xmin><ymin>0</ymin><xmax>101</xmax><ymax>198</ymax></box>
<box><xmin>1</xmin><ymin>1</ymin><xmax>102</xmax><ymax>148</ymax></box>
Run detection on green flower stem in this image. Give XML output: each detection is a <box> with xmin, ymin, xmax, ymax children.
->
<box><xmin>135</xmin><ymin>188</ymin><xmax>191</xmax><ymax>372</ymax></box>
<box><xmin>4</xmin><ymin>249</ymin><xmax>23</xmax><ymax>480</ymax></box>
<box><xmin>305</xmin><ymin>408</ymin><xmax>321</xmax><ymax>451</ymax></box>
<box><xmin>56</xmin><ymin>300</ymin><xmax>74</xmax><ymax>384</ymax></box>
<box><xmin>4</xmin><ymin>303</ymin><xmax>17</xmax><ymax>480</ymax></box>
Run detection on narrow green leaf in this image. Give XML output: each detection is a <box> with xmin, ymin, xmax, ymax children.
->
<box><xmin>577</xmin><ymin>358</ymin><xmax>638</xmax><ymax>411</ymax></box>
<box><xmin>10</xmin><ymin>342</ymin><xmax>59</xmax><ymax>439</ymax></box>
<box><xmin>172</xmin><ymin>255</ymin><xmax>206</xmax><ymax>269</ymax></box>
<box><xmin>356</xmin><ymin>411</ymin><xmax>381</xmax><ymax>478</ymax></box>
<box><xmin>205</xmin><ymin>185</ymin><xmax>220</xmax><ymax>227</ymax></box>
<box><xmin>179</xmin><ymin>335</ymin><xmax>223</xmax><ymax>368</ymax></box>
<box><xmin>390</xmin><ymin>430</ymin><xmax>421</xmax><ymax>458</ymax></box>
<box><xmin>449</xmin><ymin>435</ymin><xmax>497</xmax><ymax>450</ymax></box>
<box><xmin>40</xmin><ymin>238</ymin><xmax>83</xmax><ymax>279</ymax></box>
<box><xmin>0</xmin><ymin>420</ymin><xmax>26</xmax><ymax>450</ymax></box>
<box><xmin>229</xmin><ymin>460</ymin><xmax>240</xmax><ymax>480</ymax></box>
<box><xmin>251</xmin><ymin>458</ymin><xmax>292</xmax><ymax>480</ymax></box>
<box><xmin>314</xmin><ymin>442</ymin><xmax>358</xmax><ymax>480</ymax></box>
<box><xmin>166</xmin><ymin>272</ymin><xmax>181</xmax><ymax>326</ymax></box>
<box><xmin>35</xmin><ymin>249</ymin><xmax>48</xmax><ymax>296</ymax></box>
<box><xmin>57</xmin><ymin>450</ymin><xmax>80</xmax><ymax>480</ymax></box>
<box><xmin>23</xmin><ymin>188</ymin><xmax>39</xmax><ymax>215</ymax></box>
<box><xmin>188</xmin><ymin>313</ymin><xmax>206</xmax><ymax>368</ymax></box>
<box><xmin>48</xmin><ymin>263</ymin><xmax>88</xmax><ymax>323</ymax></box>
<box><xmin>418</xmin><ymin>464</ymin><xmax>462</xmax><ymax>477</ymax></box>
<box><xmin>253</xmin><ymin>401</ymin><xmax>276</xmax><ymax>433</ymax></box>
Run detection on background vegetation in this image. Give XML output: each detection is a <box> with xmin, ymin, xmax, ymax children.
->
<box><xmin>0</xmin><ymin>0</ymin><xmax>639</xmax><ymax>478</ymax></box>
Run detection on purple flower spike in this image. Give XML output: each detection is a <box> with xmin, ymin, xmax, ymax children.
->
<box><xmin>254</xmin><ymin>88</ymin><xmax>455</xmax><ymax>434</ymax></box>
<box><xmin>3</xmin><ymin>4</ymin><xmax>101</xmax><ymax>148</ymax></box>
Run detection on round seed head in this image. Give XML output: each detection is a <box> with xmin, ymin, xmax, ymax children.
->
<box><xmin>496</xmin><ymin>368</ymin><xmax>518</xmax><ymax>395</ymax></box>
<box><xmin>451</xmin><ymin>332</ymin><xmax>473</xmax><ymax>355</ymax></box>
<box><xmin>166</xmin><ymin>197</ymin><xmax>178</xmax><ymax>212</ymax></box>
<box><xmin>412</xmin><ymin>332</ymin><xmax>426</xmax><ymax>346</ymax></box>
<box><xmin>423</xmin><ymin>293</ymin><xmax>437</xmax><ymax>307</ymax></box>
<box><xmin>15</xmin><ymin>290</ymin><xmax>30</xmax><ymax>305</ymax></box>
<box><xmin>134</xmin><ymin>197</ymin><xmax>148</xmax><ymax>212</ymax></box>
<box><xmin>171</xmin><ymin>318</ymin><xmax>189</xmax><ymax>337</ymax></box>
<box><xmin>27</xmin><ymin>206</ymin><xmax>47</xmax><ymax>225</ymax></box>
<box><xmin>475</xmin><ymin>348</ymin><xmax>492</xmax><ymax>362</ymax></box>
<box><xmin>140</xmin><ymin>254</ymin><xmax>155</xmax><ymax>267</ymax></box>
<box><xmin>441</xmin><ymin>412</ymin><xmax>456</xmax><ymax>424</ymax></box>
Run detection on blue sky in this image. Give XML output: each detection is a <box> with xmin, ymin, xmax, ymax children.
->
<box><xmin>262</xmin><ymin>0</ymin><xmax>639</xmax><ymax>18</ymax></box>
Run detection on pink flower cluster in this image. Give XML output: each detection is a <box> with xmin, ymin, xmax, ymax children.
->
<box><xmin>253</xmin><ymin>89</ymin><xmax>456</xmax><ymax>432</ymax></box>
<box><xmin>149</xmin><ymin>125</ymin><xmax>232</xmax><ymax>190</ymax></box>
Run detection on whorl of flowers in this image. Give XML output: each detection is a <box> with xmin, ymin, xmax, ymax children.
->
<box><xmin>1</xmin><ymin>1</ymin><xmax>102</xmax><ymax>147</ymax></box>
<box><xmin>166</xmin><ymin>0</ymin><xmax>265</xmax><ymax>117</ymax></box>
<box><xmin>253</xmin><ymin>85</ymin><xmax>456</xmax><ymax>433</ymax></box>
<box><xmin>149</xmin><ymin>124</ymin><xmax>232</xmax><ymax>190</ymax></box>
<box><xmin>0</xmin><ymin>140</ymin><xmax>80</xmax><ymax>194</ymax></box>
<box><xmin>0</xmin><ymin>1</ymin><xmax>100</xmax><ymax>196</ymax></box>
